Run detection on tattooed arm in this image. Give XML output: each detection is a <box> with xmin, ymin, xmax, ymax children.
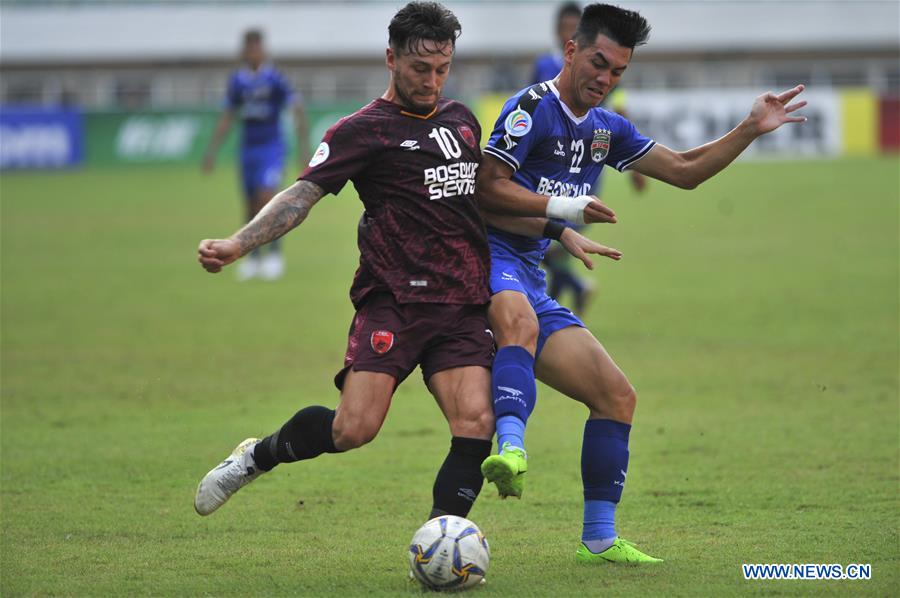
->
<box><xmin>197</xmin><ymin>180</ymin><xmax>324</xmax><ymax>273</ymax></box>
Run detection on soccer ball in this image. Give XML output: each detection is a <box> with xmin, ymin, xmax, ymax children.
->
<box><xmin>408</xmin><ymin>515</ymin><xmax>490</xmax><ymax>591</ymax></box>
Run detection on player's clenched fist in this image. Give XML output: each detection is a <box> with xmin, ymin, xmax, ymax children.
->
<box><xmin>198</xmin><ymin>238</ymin><xmax>241</xmax><ymax>273</ymax></box>
<box><xmin>546</xmin><ymin>195</ymin><xmax>617</xmax><ymax>225</ymax></box>
<box><xmin>583</xmin><ymin>197</ymin><xmax>617</xmax><ymax>224</ymax></box>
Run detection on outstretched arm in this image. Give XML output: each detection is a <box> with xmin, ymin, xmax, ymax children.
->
<box><xmin>197</xmin><ymin>179</ymin><xmax>324</xmax><ymax>273</ymax></box>
<box><xmin>632</xmin><ymin>85</ymin><xmax>807</xmax><ymax>189</ymax></box>
<box><xmin>475</xmin><ymin>155</ymin><xmax>617</xmax><ymax>224</ymax></box>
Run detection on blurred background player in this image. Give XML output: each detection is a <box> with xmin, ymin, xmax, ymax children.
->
<box><xmin>531</xmin><ymin>2</ymin><xmax>582</xmax><ymax>85</ymax></box>
<box><xmin>534</xmin><ymin>2</ymin><xmax>646</xmax><ymax>315</ymax></box>
<box><xmin>202</xmin><ymin>29</ymin><xmax>311</xmax><ymax>281</ymax></box>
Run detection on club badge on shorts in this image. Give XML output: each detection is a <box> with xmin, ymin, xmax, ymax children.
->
<box><xmin>370</xmin><ymin>330</ymin><xmax>395</xmax><ymax>355</ymax></box>
<box><xmin>591</xmin><ymin>129</ymin><xmax>611</xmax><ymax>162</ymax></box>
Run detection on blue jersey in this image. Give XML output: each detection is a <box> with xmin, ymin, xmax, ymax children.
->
<box><xmin>531</xmin><ymin>53</ymin><xmax>563</xmax><ymax>85</ymax></box>
<box><xmin>226</xmin><ymin>65</ymin><xmax>296</xmax><ymax>149</ymax></box>
<box><xmin>483</xmin><ymin>80</ymin><xmax>655</xmax><ymax>265</ymax></box>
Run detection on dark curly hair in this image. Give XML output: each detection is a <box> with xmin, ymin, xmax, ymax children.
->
<box><xmin>388</xmin><ymin>1</ymin><xmax>461</xmax><ymax>55</ymax></box>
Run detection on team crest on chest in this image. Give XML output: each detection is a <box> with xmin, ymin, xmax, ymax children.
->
<box><xmin>591</xmin><ymin>129</ymin><xmax>611</xmax><ymax>162</ymax></box>
<box><xmin>457</xmin><ymin>125</ymin><xmax>477</xmax><ymax>148</ymax></box>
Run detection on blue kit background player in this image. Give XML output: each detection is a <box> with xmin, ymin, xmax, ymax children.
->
<box><xmin>203</xmin><ymin>29</ymin><xmax>311</xmax><ymax>281</ymax></box>
<box><xmin>531</xmin><ymin>2</ymin><xmax>582</xmax><ymax>85</ymax></box>
<box><xmin>475</xmin><ymin>3</ymin><xmax>807</xmax><ymax>564</ymax></box>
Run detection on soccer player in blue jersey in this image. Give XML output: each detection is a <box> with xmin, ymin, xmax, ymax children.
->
<box><xmin>203</xmin><ymin>30</ymin><xmax>310</xmax><ymax>281</ymax></box>
<box><xmin>533</xmin><ymin>2</ymin><xmax>645</xmax><ymax>316</ymax></box>
<box><xmin>476</xmin><ymin>3</ymin><xmax>807</xmax><ymax>563</ymax></box>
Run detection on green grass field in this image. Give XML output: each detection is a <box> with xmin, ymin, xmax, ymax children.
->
<box><xmin>2</xmin><ymin>157</ymin><xmax>898</xmax><ymax>596</ymax></box>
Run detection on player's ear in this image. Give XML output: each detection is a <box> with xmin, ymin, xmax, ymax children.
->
<box><xmin>563</xmin><ymin>39</ymin><xmax>577</xmax><ymax>65</ymax></box>
<box><xmin>386</xmin><ymin>47</ymin><xmax>395</xmax><ymax>70</ymax></box>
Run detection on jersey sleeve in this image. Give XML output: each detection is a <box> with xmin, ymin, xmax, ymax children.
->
<box><xmin>483</xmin><ymin>88</ymin><xmax>549</xmax><ymax>173</ymax></box>
<box><xmin>299</xmin><ymin>116</ymin><xmax>371</xmax><ymax>196</ymax></box>
<box><xmin>606</xmin><ymin>112</ymin><xmax>655</xmax><ymax>172</ymax></box>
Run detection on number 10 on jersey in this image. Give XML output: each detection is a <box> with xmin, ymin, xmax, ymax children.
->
<box><xmin>429</xmin><ymin>127</ymin><xmax>462</xmax><ymax>160</ymax></box>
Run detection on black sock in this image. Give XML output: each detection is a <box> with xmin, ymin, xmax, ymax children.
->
<box><xmin>429</xmin><ymin>437</ymin><xmax>492</xmax><ymax>519</ymax></box>
<box><xmin>252</xmin><ymin>406</ymin><xmax>340</xmax><ymax>471</ymax></box>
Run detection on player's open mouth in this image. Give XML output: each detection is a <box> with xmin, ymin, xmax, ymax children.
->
<box><xmin>587</xmin><ymin>87</ymin><xmax>605</xmax><ymax>99</ymax></box>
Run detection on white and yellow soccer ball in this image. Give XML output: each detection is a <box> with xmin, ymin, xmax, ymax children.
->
<box><xmin>408</xmin><ymin>515</ymin><xmax>490</xmax><ymax>591</ymax></box>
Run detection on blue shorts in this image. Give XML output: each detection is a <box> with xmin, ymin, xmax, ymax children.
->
<box><xmin>490</xmin><ymin>249</ymin><xmax>585</xmax><ymax>357</ymax></box>
<box><xmin>240</xmin><ymin>144</ymin><xmax>285</xmax><ymax>199</ymax></box>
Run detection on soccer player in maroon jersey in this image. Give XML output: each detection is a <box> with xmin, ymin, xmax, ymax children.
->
<box><xmin>192</xmin><ymin>2</ymin><xmax>498</xmax><ymax>521</ymax></box>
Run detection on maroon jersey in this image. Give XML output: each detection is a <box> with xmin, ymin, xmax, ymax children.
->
<box><xmin>300</xmin><ymin>97</ymin><xmax>490</xmax><ymax>308</ymax></box>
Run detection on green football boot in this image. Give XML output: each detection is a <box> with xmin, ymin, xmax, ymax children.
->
<box><xmin>576</xmin><ymin>539</ymin><xmax>663</xmax><ymax>564</ymax></box>
<box><xmin>480</xmin><ymin>442</ymin><xmax>527</xmax><ymax>499</ymax></box>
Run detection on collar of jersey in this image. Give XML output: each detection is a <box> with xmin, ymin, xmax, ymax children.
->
<box><xmin>399</xmin><ymin>105</ymin><xmax>439</xmax><ymax>120</ymax></box>
<box><xmin>546</xmin><ymin>79</ymin><xmax>591</xmax><ymax>126</ymax></box>
<box><xmin>240</xmin><ymin>63</ymin><xmax>272</xmax><ymax>79</ymax></box>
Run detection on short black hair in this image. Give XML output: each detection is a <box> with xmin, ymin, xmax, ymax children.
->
<box><xmin>557</xmin><ymin>2</ymin><xmax>583</xmax><ymax>25</ymax></box>
<box><xmin>575</xmin><ymin>3</ymin><xmax>651</xmax><ymax>49</ymax></box>
<box><xmin>243</xmin><ymin>29</ymin><xmax>263</xmax><ymax>46</ymax></box>
<box><xmin>388</xmin><ymin>1</ymin><xmax>461</xmax><ymax>55</ymax></box>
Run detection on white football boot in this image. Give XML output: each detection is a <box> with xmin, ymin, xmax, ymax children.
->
<box><xmin>259</xmin><ymin>252</ymin><xmax>285</xmax><ymax>281</ymax></box>
<box><xmin>194</xmin><ymin>438</ymin><xmax>263</xmax><ymax>516</ymax></box>
<box><xmin>235</xmin><ymin>256</ymin><xmax>260</xmax><ymax>281</ymax></box>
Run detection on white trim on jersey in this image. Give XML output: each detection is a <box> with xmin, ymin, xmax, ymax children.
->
<box><xmin>483</xmin><ymin>145</ymin><xmax>521</xmax><ymax>171</ymax></box>
<box><xmin>546</xmin><ymin>80</ymin><xmax>591</xmax><ymax>126</ymax></box>
<box><xmin>615</xmin><ymin>140</ymin><xmax>656</xmax><ymax>171</ymax></box>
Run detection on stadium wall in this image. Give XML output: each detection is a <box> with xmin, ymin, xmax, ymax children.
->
<box><xmin>1</xmin><ymin>89</ymin><xmax>897</xmax><ymax>170</ymax></box>
<box><xmin>2</xmin><ymin>2</ymin><xmax>897</xmax><ymax>109</ymax></box>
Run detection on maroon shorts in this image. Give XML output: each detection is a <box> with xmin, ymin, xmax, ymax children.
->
<box><xmin>334</xmin><ymin>293</ymin><xmax>494</xmax><ymax>390</ymax></box>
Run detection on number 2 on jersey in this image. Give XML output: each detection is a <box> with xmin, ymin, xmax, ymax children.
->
<box><xmin>429</xmin><ymin>127</ymin><xmax>462</xmax><ymax>160</ymax></box>
<box><xmin>569</xmin><ymin>139</ymin><xmax>584</xmax><ymax>173</ymax></box>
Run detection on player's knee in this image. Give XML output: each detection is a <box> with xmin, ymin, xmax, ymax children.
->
<box><xmin>332</xmin><ymin>418</ymin><xmax>379</xmax><ymax>450</ymax></box>
<box><xmin>619</xmin><ymin>383</ymin><xmax>637</xmax><ymax>417</ymax></box>
<box><xmin>498</xmin><ymin>311</ymin><xmax>539</xmax><ymax>348</ymax></box>
<box><xmin>449</xmin><ymin>407</ymin><xmax>494</xmax><ymax>440</ymax></box>
<box><xmin>582</xmin><ymin>378</ymin><xmax>636</xmax><ymax>423</ymax></box>
<box><xmin>602</xmin><ymin>383</ymin><xmax>637</xmax><ymax>422</ymax></box>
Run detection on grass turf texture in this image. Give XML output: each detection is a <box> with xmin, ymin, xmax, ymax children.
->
<box><xmin>1</xmin><ymin>157</ymin><xmax>897</xmax><ymax>596</ymax></box>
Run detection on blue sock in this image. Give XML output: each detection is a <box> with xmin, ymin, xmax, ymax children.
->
<box><xmin>495</xmin><ymin>415</ymin><xmax>525</xmax><ymax>451</ymax></box>
<box><xmin>269</xmin><ymin>237</ymin><xmax>281</xmax><ymax>253</ymax></box>
<box><xmin>581</xmin><ymin>418</ymin><xmax>631</xmax><ymax>551</ymax></box>
<box><xmin>583</xmin><ymin>500</ymin><xmax>617</xmax><ymax>552</ymax></box>
<box><xmin>491</xmin><ymin>345</ymin><xmax>536</xmax><ymax>453</ymax></box>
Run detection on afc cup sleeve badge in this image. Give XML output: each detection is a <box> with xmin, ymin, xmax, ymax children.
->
<box><xmin>504</xmin><ymin>107</ymin><xmax>533</xmax><ymax>137</ymax></box>
<box><xmin>370</xmin><ymin>330</ymin><xmax>395</xmax><ymax>355</ymax></box>
<box><xmin>591</xmin><ymin>129</ymin><xmax>611</xmax><ymax>162</ymax></box>
<box><xmin>309</xmin><ymin>142</ymin><xmax>330</xmax><ymax>167</ymax></box>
